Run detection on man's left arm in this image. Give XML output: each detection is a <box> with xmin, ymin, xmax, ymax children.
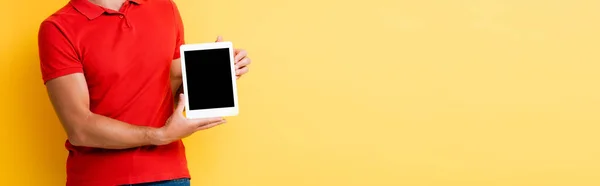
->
<box><xmin>168</xmin><ymin>1</ymin><xmax>251</xmax><ymax>97</ymax></box>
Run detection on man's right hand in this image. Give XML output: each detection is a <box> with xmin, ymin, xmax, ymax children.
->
<box><xmin>153</xmin><ymin>94</ymin><xmax>226</xmax><ymax>145</ymax></box>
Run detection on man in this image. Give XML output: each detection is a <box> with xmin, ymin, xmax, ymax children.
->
<box><xmin>37</xmin><ymin>0</ymin><xmax>251</xmax><ymax>185</ymax></box>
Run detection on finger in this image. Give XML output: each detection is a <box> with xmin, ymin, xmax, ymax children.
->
<box><xmin>175</xmin><ymin>94</ymin><xmax>185</xmax><ymax>112</ymax></box>
<box><xmin>191</xmin><ymin>117</ymin><xmax>224</xmax><ymax>126</ymax></box>
<box><xmin>234</xmin><ymin>49</ymin><xmax>247</xmax><ymax>62</ymax></box>
<box><xmin>236</xmin><ymin>66</ymin><xmax>249</xmax><ymax>76</ymax></box>
<box><xmin>215</xmin><ymin>36</ymin><xmax>223</xmax><ymax>42</ymax></box>
<box><xmin>235</xmin><ymin>57</ymin><xmax>251</xmax><ymax>69</ymax></box>
<box><xmin>196</xmin><ymin>120</ymin><xmax>226</xmax><ymax>130</ymax></box>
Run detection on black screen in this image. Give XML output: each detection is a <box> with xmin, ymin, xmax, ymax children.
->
<box><xmin>184</xmin><ymin>48</ymin><xmax>235</xmax><ymax>110</ymax></box>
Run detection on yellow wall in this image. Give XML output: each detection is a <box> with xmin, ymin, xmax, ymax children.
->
<box><xmin>1</xmin><ymin>0</ymin><xmax>600</xmax><ymax>185</ymax></box>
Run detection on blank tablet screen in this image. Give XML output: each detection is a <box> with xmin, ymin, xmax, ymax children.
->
<box><xmin>184</xmin><ymin>48</ymin><xmax>235</xmax><ymax>110</ymax></box>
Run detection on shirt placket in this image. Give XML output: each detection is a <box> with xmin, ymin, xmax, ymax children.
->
<box><xmin>119</xmin><ymin>13</ymin><xmax>132</xmax><ymax>28</ymax></box>
<box><xmin>105</xmin><ymin>2</ymin><xmax>132</xmax><ymax>28</ymax></box>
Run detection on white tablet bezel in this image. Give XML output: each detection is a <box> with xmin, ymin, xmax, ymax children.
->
<box><xmin>180</xmin><ymin>42</ymin><xmax>239</xmax><ymax>119</ymax></box>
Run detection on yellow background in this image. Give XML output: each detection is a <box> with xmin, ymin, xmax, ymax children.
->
<box><xmin>1</xmin><ymin>0</ymin><xmax>600</xmax><ymax>185</ymax></box>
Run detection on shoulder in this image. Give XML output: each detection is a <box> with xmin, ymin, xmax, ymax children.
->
<box><xmin>145</xmin><ymin>0</ymin><xmax>178</xmax><ymax>7</ymax></box>
<box><xmin>143</xmin><ymin>0</ymin><xmax>182</xmax><ymax>19</ymax></box>
<box><xmin>39</xmin><ymin>3</ymin><xmax>87</xmax><ymax>37</ymax></box>
<box><xmin>42</xmin><ymin>3</ymin><xmax>85</xmax><ymax>28</ymax></box>
<box><xmin>145</xmin><ymin>0</ymin><xmax>181</xmax><ymax>14</ymax></box>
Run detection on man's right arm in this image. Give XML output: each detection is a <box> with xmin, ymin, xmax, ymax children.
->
<box><xmin>46</xmin><ymin>73</ymin><xmax>225</xmax><ymax>149</ymax></box>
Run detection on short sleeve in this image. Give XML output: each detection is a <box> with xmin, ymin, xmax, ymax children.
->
<box><xmin>38</xmin><ymin>21</ymin><xmax>83</xmax><ymax>84</ymax></box>
<box><xmin>171</xmin><ymin>0</ymin><xmax>185</xmax><ymax>59</ymax></box>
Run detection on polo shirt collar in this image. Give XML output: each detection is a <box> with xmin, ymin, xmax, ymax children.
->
<box><xmin>70</xmin><ymin>0</ymin><xmax>145</xmax><ymax>20</ymax></box>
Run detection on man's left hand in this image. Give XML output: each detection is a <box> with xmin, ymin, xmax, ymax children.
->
<box><xmin>216</xmin><ymin>36</ymin><xmax>251</xmax><ymax>79</ymax></box>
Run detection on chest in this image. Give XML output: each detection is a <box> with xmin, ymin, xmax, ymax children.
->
<box><xmin>75</xmin><ymin>7</ymin><xmax>177</xmax><ymax>86</ymax></box>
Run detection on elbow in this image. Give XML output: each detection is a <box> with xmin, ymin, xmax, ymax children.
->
<box><xmin>68</xmin><ymin>137</ymin><xmax>84</xmax><ymax>146</ymax></box>
<box><xmin>65</xmin><ymin>113</ymin><xmax>94</xmax><ymax>147</ymax></box>
<box><xmin>67</xmin><ymin>130</ymin><xmax>89</xmax><ymax>147</ymax></box>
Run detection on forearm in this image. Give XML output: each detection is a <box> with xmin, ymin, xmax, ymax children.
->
<box><xmin>170</xmin><ymin>58</ymin><xmax>183</xmax><ymax>96</ymax></box>
<box><xmin>69</xmin><ymin>112</ymin><xmax>166</xmax><ymax>149</ymax></box>
<box><xmin>171</xmin><ymin>78</ymin><xmax>183</xmax><ymax>105</ymax></box>
<box><xmin>171</xmin><ymin>78</ymin><xmax>182</xmax><ymax>97</ymax></box>
<box><xmin>46</xmin><ymin>74</ymin><xmax>170</xmax><ymax>149</ymax></box>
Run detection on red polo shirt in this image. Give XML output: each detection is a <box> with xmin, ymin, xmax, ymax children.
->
<box><xmin>38</xmin><ymin>0</ymin><xmax>188</xmax><ymax>185</ymax></box>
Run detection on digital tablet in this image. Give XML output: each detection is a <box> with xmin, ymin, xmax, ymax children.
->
<box><xmin>180</xmin><ymin>42</ymin><xmax>239</xmax><ymax>119</ymax></box>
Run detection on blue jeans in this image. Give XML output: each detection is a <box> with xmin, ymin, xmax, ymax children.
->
<box><xmin>124</xmin><ymin>178</ymin><xmax>190</xmax><ymax>186</ymax></box>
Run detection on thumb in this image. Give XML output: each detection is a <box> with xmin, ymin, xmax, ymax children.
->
<box><xmin>175</xmin><ymin>93</ymin><xmax>186</xmax><ymax>112</ymax></box>
<box><xmin>215</xmin><ymin>36</ymin><xmax>223</xmax><ymax>42</ymax></box>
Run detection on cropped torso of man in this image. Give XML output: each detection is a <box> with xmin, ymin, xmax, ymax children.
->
<box><xmin>38</xmin><ymin>0</ymin><xmax>250</xmax><ymax>185</ymax></box>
